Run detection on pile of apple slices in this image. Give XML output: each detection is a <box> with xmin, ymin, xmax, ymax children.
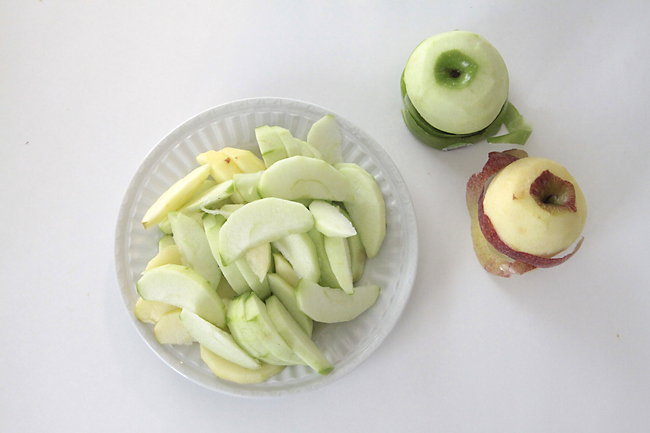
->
<box><xmin>134</xmin><ymin>115</ymin><xmax>386</xmax><ymax>384</ymax></box>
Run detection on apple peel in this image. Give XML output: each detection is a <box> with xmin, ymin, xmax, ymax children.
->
<box><xmin>466</xmin><ymin>149</ymin><xmax>536</xmax><ymax>277</ymax></box>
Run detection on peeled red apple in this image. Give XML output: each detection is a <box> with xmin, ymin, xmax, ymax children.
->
<box><xmin>467</xmin><ymin>150</ymin><xmax>586</xmax><ymax>277</ymax></box>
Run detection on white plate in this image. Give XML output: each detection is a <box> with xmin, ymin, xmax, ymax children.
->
<box><xmin>114</xmin><ymin>97</ymin><xmax>418</xmax><ymax>397</ymax></box>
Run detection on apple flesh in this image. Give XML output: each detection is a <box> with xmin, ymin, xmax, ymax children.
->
<box><xmin>467</xmin><ymin>150</ymin><xmax>586</xmax><ymax>276</ymax></box>
<box><xmin>482</xmin><ymin>157</ymin><xmax>587</xmax><ymax>257</ymax></box>
<box><xmin>403</xmin><ymin>31</ymin><xmax>509</xmax><ymax>135</ymax></box>
<box><xmin>200</xmin><ymin>345</ymin><xmax>284</xmax><ymax>384</ymax></box>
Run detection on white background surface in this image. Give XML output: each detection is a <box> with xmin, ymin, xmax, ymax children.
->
<box><xmin>2</xmin><ymin>1</ymin><xmax>649</xmax><ymax>432</ymax></box>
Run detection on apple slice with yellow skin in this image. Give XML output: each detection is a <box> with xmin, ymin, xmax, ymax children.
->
<box><xmin>142</xmin><ymin>163</ymin><xmax>211</xmax><ymax>229</ymax></box>
<box><xmin>200</xmin><ymin>345</ymin><xmax>284</xmax><ymax>384</ymax></box>
<box><xmin>196</xmin><ymin>150</ymin><xmax>243</xmax><ymax>182</ymax></box>
<box><xmin>154</xmin><ymin>309</ymin><xmax>195</xmax><ymax>345</ymax></box>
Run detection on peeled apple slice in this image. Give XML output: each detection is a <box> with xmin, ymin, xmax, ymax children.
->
<box><xmin>134</xmin><ymin>297</ymin><xmax>177</xmax><ymax>325</ymax></box>
<box><xmin>309</xmin><ymin>200</ymin><xmax>356</xmax><ymax>238</ymax></box>
<box><xmin>169</xmin><ymin>212</ymin><xmax>222</xmax><ymax>289</ymax></box>
<box><xmin>335</xmin><ymin>163</ymin><xmax>386</xmax><ymax>258</ymax></box>
<box><xmin>219</xmin><ymin>147</ymin><xmax>266</xmax><ymax>173</ymax></box>
<box><xmin>203</xmin><ymin>214</ymin><xmax>249</xmax><ymax>295</ymax></box>
<box><xmin>323</xmin><ymin>236</ymin><xmax>353</xmax><ymax>294</ymax></box>
<box><xmin>154</xmin><ymin>309</ymin><xmax>195</xmax><ymax>345</ymax></box>
<box><xmin>200</xmin><ymin>345</ymin><xmax>284</xmax><ymax>384</ymax></box>
<box><xmin>218</xmin><ymin>197</ymin><xmax>314</xmax><ymax>264</ymax></box>
<box><xmin>266</xmin><ymin>295</ymin><xmax>333</xmax><ymax>375</ymax></box>
<box><xmin>141</xmin><ymin>163</ymin><xmax>211</xmax><ymax>229</ymax></box>
<box><xmin>137</xmin><ymin>264</ymin><xmax>227</xmax><ymax>329</ymax></box>
<box><xmin>272</xmin><ymin>252</ymin><xmax>300</xmax><ymax>288</ymax></box>
<box><xmin>267</xmin><ymin>273</ymin><xmax>313</xmax><ymax>337</ymax></box>
<box><xmin>258</xmin><ymin>156</ymin><xmax>352</xmax><ymax>202</ymax></box>
<box><xmin>180</xmin><ymin>309</ymin><xmax>261</xmax><ymax>370</ymax></box>
<box><xmin>272</xmin><ymin>233</ymin><xmax>320</xmax><ymax>284</ymax></box>
<box><xmin>256</xmin><ymin>125</ymin><xmax>288</xmax><ymax>167</ymax></box>
<box><xmin>178</xmin><ymin>180</ymin><xmax>235</xmax><ymax>214</ymax></box>
<box><xmin>307</xmin><ymin>115</ymin><xmax>344</xmax><ymax>164</ymax></box>
<box><xmin>296</xmin><ymin>280</ymin><xmax>380</xmax><ymax>324</ymax></box>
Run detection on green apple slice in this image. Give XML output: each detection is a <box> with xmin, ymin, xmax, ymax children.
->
<box><xmin>236</xmin><ymin>257</ymin><xmax>271</xmax><ymax>300</ymax></box>
<box><xmin>169</xmin><ymin>212</ymin><xmax>222</xmax><ymax>289</ymax></box>
<box><xmin>273</xmin><ymin>126</ymin><xmax>303</xmax><ymax>157</ymax></box>
<box><xmin>256</xmin><ymin>125</ymin><xmax>288</xmax><ymax>167</ymax></box>
<box><xmin>226</xmin><ymin>294</ymin><xmax>284</xmax><ymax>364</ymax></box>
<box><xmin>203</xmin><ymin>214</ymin><xmax>249</xmax><ymax>295</ymax></box>
<box><xmin>137</xmin><ymin>264</ymin><xmax>226</xmax><ymax>328</ymax></box>
<box><xmin>180</xmin><ymin>309</ymin><xmax>261</xmax><ymax>370</ymax></box>
<box><xmin>403</xmin><ymin>31</ymin><xmax>509</xmax><ymax>134</ymax></box>
<box><xmin>296</xmin><ymin>279</ymin><xmax>380</xmax><ymax>324</ymax></box>
<box><xmin>142</xmin><ymin>163</ymin><xmax>211</xmax><ymax>229</ymax></box>
<box><xmin>178</xmin><ymin>180</ymin><xmax>235</xmax><ymax>214</ymax></box>
<box><xmin>306</xmin><ymin>228</ymin><xmax>339</xmax><ymax>288</ymax></box>
<box><xmin>154</xmin><ymin>309</ymin><xmax>195</xmax><ymax>345</ymax></box>
<box><xmin>232</xmin><ymin>171</ymin><xmax>264</xmax><ymax>202</ymax></box>
<box><xmin>295</xmin><ymin>138</ymin><xmax>325</xmax><ymax>160</ymax></box>
<box><xmin>266</xmin><ymin>296</ymin><xmax>333</xmax><ymax>375</ymax></box>
<box><xmin>218</xmin><ymin>197</ymin><xmax>314</xmax><ymax>264</ymax></box>
<box><xmin>245</xmin><ymin>242</ymin><xmax>272</xmax><ymax>283</ymax></box>
<box><xmin>272</xmin><ymin>252</ymin><xmax>300</xmax><ymax>287</ymax></box>
<box><xmin>200</xmin><ymin>345</ymin><xmax>284</xmax><ymax>384</ymax></box>
<box><xmin>323</xmin><ymin>236</ymin><xmax>353</xmax><ymax>294</ymax></box>
<box><xmin>335</xmin><ymin>163</ymin><xmax>386</xmax><ymax>258</ymax></box>
<box><xmin>309</xmin><ymin>200</ymin><xmax>356</xmax><ymax>238</ymax></box>
<box><xmin>267</xmin><ymin>273</ymin><xmax>313</xmax><ymax>337</ymax></box>
<box><xmin>244</xmin><ymin>293</ymin><xmax>304</xmax><ymax>365</ymax></box>
<box><xmin>158</xmin><ymin>234</ymin><xmax>175</xmax><ymax>251</ymax></box>
<box><xmin>337</xmin><ymin>207</ymin><xmax>366</xmax><ymax>282</ymax></box>
<box><xmin>272</xmin><ymin>233</ymin><xmax>320</xmax><ymax>284</ymax></box>
<box><xmin>144</xmin><ymin>244</ymin><xmax>182</xmax><ymax>272</ymax></box>
<box><xmin>258</xmin><ymin>156</ymin><xmax>352</xmax><ymax>202</ymax></box>
<box><xmin>307</xmin><ymin>115</ymin><xmax>343</xmax><ymax>164</ymax></box>
<box><xmin>134</xmin><ymin>297</ymin><xmax>177</xmax><ymax>325</ymax></box>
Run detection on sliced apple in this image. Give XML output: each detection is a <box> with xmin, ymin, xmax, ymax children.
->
<box><xmin>144</xmin><ymin>244</ymin><xmax>182</xmax><ymax>272</ymax></box>
<box><xmin>142</xmin><ymin>163</ymin><xmax>211</xmax><ymax>229</ymax></box>
<box><xmin>272</xmin><ymin>252</ymin><xmax>300</xmax><ymax>288</ymax></box>
<box><xmin>219</xmin><ymin>147</ymin><xmax>266</xmax><ymax>173</ymax></box>
<box><xmin>296</xmin><ymin>280</ymin><xmax>380</xmax><ymax>324</ymax></box>
<box><xmin>137</xmin><ymin>264</ymin><xmax>226</xmax><ymax>329</ymax></box>
<box><xmin>309</xmin><ymin>200</ymin><xmax>356</xmax><ymax>238</ymax></box>
<box><xmin>232</xmin><ymin>171</ymin><xmax>263</xmax><ymax>202</ymax></box>
<box><xmin>266</xmin><ymin>295</ymin><xmax>333</xmax><ymax>375</ymax></box>
<box><xmin>335</xmin><ymin>163</ymin><xmax>386</xmax><ymax>258</ymax></box>
<box><xmin>203</xmin><ymin>214</ymin><xmax>249</xmax><ymax>295</ymax></box>
<box><xmin>235</xmin><ymin>257</ymin><xmax>271</xmax><ymax>300</ymax></box>
<box><xmin>258</xmin><ymin>156</ymin><xmax>352</xmax><ymax>202</ymax></box>
<box><xmin>245</xmin><ymin>242</ymin><xmax>272</xmax><ymax>283</ymax></box>
<box><xmin>169</xmin><ymin>212</ymin><xmax>222</xmax><ymax>289</ymax></box>
<box><xmin>180</xmin><ymin>309</ymin><xmax>261</xmax><ymax>370</ymax></box>
<box><xmin>273</xmin><ymin>126</ymin><xmax>303</xmax><ymax>157</ymax></box>
<box><xmin>244</xmin><ymin>293</ymin><xmax>304</xmax><ymax>365</ymax></box>
<box><xmin>256</xmin><ymin>125</ymin><xmax>288</xmax><ymax>167</ymax></box>
<box><xmin>337</xmin><ymin>207</ymin><xmax>367</xmax><ymax>282</ymax></box>
<box><xmin>200</xmin><ymin>345</ymin><xmax>284</xmax><ymax>384</ymax></box>
<box><xmin>306</xmin><ymin>228</ymin><xmax>340</xmax><ymax>289</ymax></box>
<box><xmin>323</xmin><ymin>236</ymin><xmax>353</xmax><ymax>294</ymax></box>
<box><xmin>267</xmin><ymin>273</ymin><xmax>313</xmax><ymax>337</ymax></box>
<box><xmin>272</xmin><ymin>233</ymin><xmax>320</xmax><ymax>284</ymax></box>
<box><xmin>196</xmin><ymin>150</ymin><xmax>243</xmax><ymax>182</ymax></box>
<box><xmin>307</xmin><ymin>115</ymin><xmax>343</xmax><ymax>164</ymax></box>
<box><xmin>295</xmin><ymin>138</ymin><xmax>325</xmax><ymax>160</ymax></box>
<box><xmin>178</xmin><ymin>180</ymin><xmax>235</xmax><ymax>214</ymax></box>
<box><xmin>218</xmin><ymin>197</ymin><xmax>314</xmax><ymax>264</ymax></box>
<box><xmin>134</xmin><ymin>297</ymin><xmax>177</xmax><ymax>325</ymax></box>
<box><xmin>154</xmin><ymin>309</ymin><xmax>195</xmax><ymax>345</ymax></box>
